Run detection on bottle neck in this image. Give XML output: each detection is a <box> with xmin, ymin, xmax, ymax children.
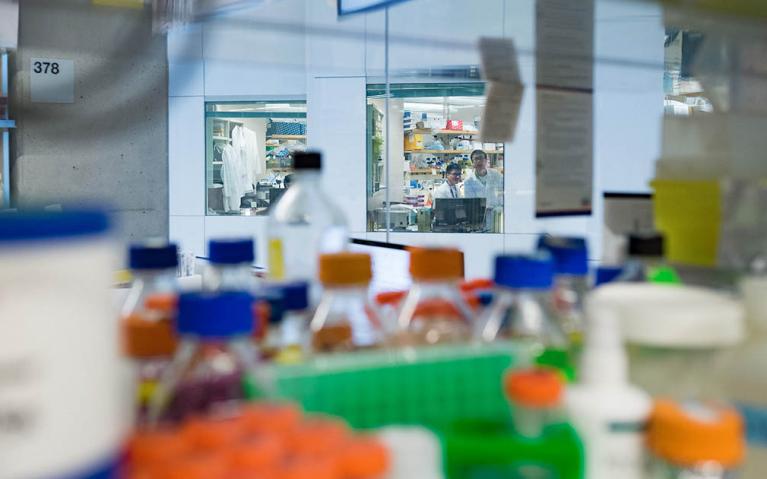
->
<box><xmin>292</xmin><ymin>169</ymin><xmax>322</xmax><ymax>183</ymax></box>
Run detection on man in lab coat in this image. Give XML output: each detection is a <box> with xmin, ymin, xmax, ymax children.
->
<box><xmin>433</xmin><ymin>162</ymin><xmax>464</xmax><ymax>200</ymax></box>
<box><xmin>463</xmin><ymin>150</ymin><xmax>503</xmax><ymax>231</ymax></box>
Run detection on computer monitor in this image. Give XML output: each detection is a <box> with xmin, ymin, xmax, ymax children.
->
<box><xmin>268</xmin><ymin>187</ymin><xmax>287</xmax><ymax>210</ymax></box>
<box><xmin>433</xmin><ymin>197</ymin><xmax>486</xmax><ymax>232</ymax></box>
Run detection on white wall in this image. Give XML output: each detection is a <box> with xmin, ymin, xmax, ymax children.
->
<box><xmin>167</xmin><ymin>0</ymin><xmax>664</xmax><ymax>276</ymax></box>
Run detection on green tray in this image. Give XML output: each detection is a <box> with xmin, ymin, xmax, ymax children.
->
<box><xmin>272</xmin><ymin>342</ymin><xmax>530</xmax><ymax>430</ymax></box>
<box><xmin>443</xmin><ymin>419</ymin><xmax>584</xmax><ymax>479</ymax></box>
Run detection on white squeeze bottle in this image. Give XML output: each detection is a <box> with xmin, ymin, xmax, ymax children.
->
<box><xmin>718</xmin><ymin>272</ymin><xmax>767</xmax><ymax>479</ymax></box>
<box><xmin>267</xmin><ymin>151</ymin><xmax>348</xmax><ymax>288</ymax></box>
<box><xmin>565</xmin><ymin>291</ymin><xmax>651</xmax><ymax>479</ymax></box>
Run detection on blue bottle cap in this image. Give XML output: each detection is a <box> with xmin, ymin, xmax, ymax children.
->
<box><xmin>594</xmin><ymin>266</ymin><xmax>623</xmax><ymax>287</ymax></box>
<box><xmin>176</xmin><ymin>292</ymin><xmax>254</xmax><ymax>338</ymax></box>
<box><xmin>0</xmin><ymin>209</ymin><xmax>110</xmax><ymax>243</ymax></box>
<box><xmin>538</xmin><ymin>235</ymin><xmax>589</xmax><ymax>276</ymax></box>
<box><xmin>209</xmin><ymin>238</ymin><xmax>255</xmax><ymax>265</ymax></box>
<box><xmin>281</xmin><ymin>281</ymin><xmax>309</xmax><ymax>311</ymax></box>
<box><xmin>477</xmin><ymin>291</ymin><xmax>494</xmax><ymax>307</ymax></box>
<box><xmin>129</xmin><ymin>243</ymin><xmax>178</xmax><ymax>270</ymax></box>
<box><xmin>494</xmin><ymin>253</ymin><xmax>554</xmax><ymax>290</ymax></box>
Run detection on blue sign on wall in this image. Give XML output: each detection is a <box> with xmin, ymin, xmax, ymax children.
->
<box><xmin>338</xmin><ymin>0</ymin><xmax>411</xmax><ymax>16</ymax></box>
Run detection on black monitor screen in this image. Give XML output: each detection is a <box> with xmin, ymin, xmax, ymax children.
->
<box><xmin>433</xmin><ymin>198</ymin><xmax>486</xmax><ymax>232</ymax></box>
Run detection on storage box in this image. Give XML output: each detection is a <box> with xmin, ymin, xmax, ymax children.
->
<box><xmin>404</xmin><ymin>133</ymin><xmax>424</xmax><ymax>151</ymax></box>
<box><xmin>445</xmin><ymin>120</ymin><xmax>464</xmax><ymax>131</ymax></box>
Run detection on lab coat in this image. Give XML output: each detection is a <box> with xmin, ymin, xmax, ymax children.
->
<box><xmin>463</xmin><ymin>168</ymin><xmax>503</xmax><ymax>231</ymax></box>
<box><xmin>463</xmin><ymin>168</ymin><xmax>503</xmax><ymax>208</ymax></box>
<box><xmin>232</xmin><ymin>125</ymin><xmax>264</xmax><ymax>191</ymax></box>
<box><xmin>433</xmin><ymin>181</ymin><xmax>463</xmax><ymax>200</ymax></box>
<box><xmin>221</xmin><ymin>144</ymin><xmax>247</xmax><ymax>212</ymax></box>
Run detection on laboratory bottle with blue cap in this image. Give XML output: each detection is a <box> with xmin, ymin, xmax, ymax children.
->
<box><xmin>275</xmin><ymin>281</ymin><xmax>313</xmax><ymax>363</ymax></box>
<box><xmin>203</xmin><ymin>238</ymin><xmax>257</xmax><ymax>292</ymax></box>
<box><xmin>148</xmin><ymin>292</ymin><xmax>272</xmax><ymax>424</ymax></box>
<box><xmin>538</xmin><ymin>235</ymin><xmax>590</xmax><ymax>341</ymax></box>
<box><xmin>121</xmin><ymin>242</ymin><xmax>180</xmax><ymax>423</ymax></box>
<box><xmin>477</xmin><ymin>253</ymin><xmax>570</xmax><ymax>374</ymax></box>
<box><xmin>121</xmin><ymin>242</ymin><xmax>179</xmax><ymax>322</ymax></box>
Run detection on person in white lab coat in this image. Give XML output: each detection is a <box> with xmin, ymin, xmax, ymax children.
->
<box><xmin>463</xmin><ymin>150</ymin><xmax>503</xmax><ymax>231</ymax></box>
<box><xmin>433</xmin><ymin>162</ymin><xmax>464</xmax><ymax>200</ymax></box>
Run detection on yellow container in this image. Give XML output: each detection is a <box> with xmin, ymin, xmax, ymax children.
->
<box><xmin>651</xmin><ymin>179</ymin><xmax>722</xmax><ymax>267</ymax></box>
<box><xmin>404</xmin><ymin>133</ymin><xmax>424</xmax><ymax>151</ymax></box>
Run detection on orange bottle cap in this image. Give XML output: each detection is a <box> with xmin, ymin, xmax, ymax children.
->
<box><xmin>318</xmin><ymin>252</ymin><xmax>372</xmax><ymax>286</ymax></box>
<box><xmin>647</xmin><ymin>399</ymin><xmax>745</xmax><ymax>468</ymax></box>
<box><xmin>278</xmin><ymin>458</ymin><xmax>337</xmax><ymax>479</ymax></box>
<box><xmin>122</xmin><ymin>316</ymin><xmax>177</xmax><ymax>358</ymax></box>
<box><xmin>411</xmin><ymin>298</ymin><xmax>465</xmax><ymax>320</ymax></box>
<box><xmin>375</xmin><ymin>291</ymin><xmax>407</xmax><ymax>306</ymax></box>
<box><xmin>504</xmin><ymin>368</ymin><xmax>563</xmax><ymax>408</ymax></box>
<box><xmin>129</xmin><ymin>429</ymin><xmax>189</xmax><ymax>467</ymax></box>
<box><xmin>241</xmin><ymin>402</ymin><xmax>303</xmax><ymax>436</ymax></box>
<box><xmin>337</xmin><ymin>436</ymin><xmax>390</xmax><ymax>478</ymax></box>
<box><xmin>228</xmin><ymin>436</ymin><xmax>285</xmax><ymax>472</ymax></box>
<box><xmin>182</xmin><ymin>416</ymin><xmax>245</xmax><ymax>450</ymax></box>
<box><xmin>125</xmin><ymin>467</ymin><xmax>157</xmax><ymax>479</ymax></box>
<box><xmin>145</xmin><ymin>293</ymin><xmax>178</xmax><ymax>313</ymax></box>
<box><xmin>408</xmin><ymin>247</ymin><xmax>463</xmax><ymax>281</ymax></box>
<box><xmin>288</xmin><ymin>417</ymin><xmax>350</xmax><ymax>457</ymax></box>
<box><xmin>459</xmin><ymin>278</ymin><xmax>494</xmax><ymax>292</ymax></box>
<box><xmin>229</xmin><ymin>470</ymin><xmax>279</xmax><ymax>479</ymax></box>
<box><xmin>163</xmin><ymin>453</ymin><xmax>229</xmax><ymax>479</ymax></box>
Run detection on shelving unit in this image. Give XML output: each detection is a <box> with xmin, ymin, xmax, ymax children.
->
<box><xmin>412</xmin><ymin>129</ymin><xmax>479</xmax><ymax>136</ymax></box>
<box><xmin>213</xmin><ymin>136</ymin><xmax>231</xmax><ymax>142</ymax></box>
<box><xmin>268</xmin><ymin>134</ymin><xmax>306</xmax><ymax>140</ymax></box>
<box><xmin>405</xmin><ymin>149</ymin><xmax>502</xmax><ymax>155</ymax></box>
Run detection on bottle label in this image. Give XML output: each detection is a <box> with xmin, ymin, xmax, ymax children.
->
<box><xmin>736</xmin><ymin>402</ymin><xmax>767</xmax><ymax>446</ymax></box>
<box><xmin>268</xmin><ymin>238</ymin><xmax>285</xmax><ymax>280</ymax></box>
<box><xmin>597</xmin><ymin>420</ymin><xmax>647</xmax><ymax>479</ymax></box>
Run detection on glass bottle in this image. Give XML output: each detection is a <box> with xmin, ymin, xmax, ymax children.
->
<box><xmin>504</xmin><ymin>367</ymin><xmax>564</xmax><ymax>440</ymax></box>
<box><xmin>477</xmin><ymin>253</ymin><xmax>570</xmax><ymax>374</ymax></box>
<box><xmin>274</xmin><ymin>281</ymin><xmax>312</xmax><ymax>363</ymax></box>
<box><xmin>267</xmin><ymin>151</ymin><xmax>348</xmax><ymax>286</ymax></box>
<box><xmin>120</xmin><ymin>243</ymin><xmax>179</xmax><ymax>423</ymax></box>
<box><xmin>646</xmin><ymin>400</ymin><xmax>744</xmax><ymax>479</ymax></box>
<box><xmin>148</xmin><ymin>292</ymin><xmax>271</xmax><ymax>424</ymax></box>
<box><xmin>203</xmin><ymin>238</ymin><xmax>256</xmax><ymax>292</ymax></box>
<box><xmin>311</xmin><ymin>252</ymin><xmax>383</xmax><ymax>353</ymax></box>
<box><xmin>395</xmin><ymin>247</ymin><xmax>473</xmax><ymax>346</ymax></box>
<box><xmin>538</xmin><ymin>235</ymin><xmax>589</xmax><ymax>341</ymax></box>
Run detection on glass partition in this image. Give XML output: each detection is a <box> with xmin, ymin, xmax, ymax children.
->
<box><xmin>366</xmin><ymin>82</ymin><xmax>504</xmax><ymax>233</ymax></box>
<box><xmin>205</xmin><ymin>101</ymin><xmax>307</xmax><ymax>216</ymax></box>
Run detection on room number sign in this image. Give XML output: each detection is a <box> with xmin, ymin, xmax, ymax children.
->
<box><xmin>30</xmin><ymin>58</ymin><xmax>74</xmax><ymax>104</ymax></box>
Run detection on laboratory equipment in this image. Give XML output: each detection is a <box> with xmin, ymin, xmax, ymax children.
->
<box><xmin>311</xmin><ymin>252</ymin><xmax>382</xmax><ymax>353</ymax></box>
<box><xmin>267</xmin><ymin>151</ymin><xmax>348</xmax><ymax>284</ymax></box>
<box><xmin>539</xmin><ymin>235</ymin><xmax>590</xmax><ymax>340</ymax></box>
<box><xmin>148</xmin><ymin>292</ymin><xmax>270</xmax><ymax>424</ymax></box>
<box><xmin>395</xmin><ymin>247</ymin><xmax>473</xmax><ymax>346</ymax></box>
<box><xmin>203</xmin><ymin>238</ymin><xmax>256</xmax><ymax>292</ymax></box>
<box><xmin>646</xmin><ymin>400</ymin><xmax>744</xmax><ymax>479</ymax></box>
